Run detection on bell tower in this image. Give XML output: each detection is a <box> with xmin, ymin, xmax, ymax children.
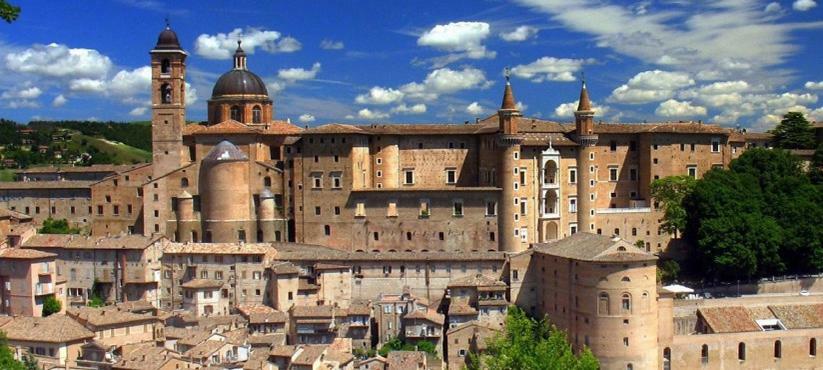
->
<box><xmin>497</xmin><ymin>69</ymin><xmax>524</xmax><ymax>253</ymax></box>
<box><xmin>574</xmin><ymin>78</ymin><xmax>598</xmax><ymax>233</ymax></box>
<box><xmin>150</xmin><ymin>21</ymin><xmax>187</xmax><ymax>178</ymax></box>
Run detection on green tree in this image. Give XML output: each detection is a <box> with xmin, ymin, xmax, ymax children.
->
<box><xmin>683</xmin><ymin>148</ymin><xmax>823</xmax><ymax>279</ymax></box>
<box><xmin>469</xmin><ymin>306</ymin><xmax>598</xmax><ymax>370</ymax></box>
<box><xmin>657</xmin><ymin>259</ymin><xmax>681</xmax><ymax>284</ymax></box>
<box><xmin>650</xmin><ymin>175</ymin><xmax>697</xmax><ymax>237</ymax></box>
<box><xmin>39</xmin><ymin>218</ymin><xmax>81</xmax><ymax>234</ymax></box>
<box><xmin>770</xmin><ymin>111</ymin><xmax>815</xmax><ymax>149</ymax></box>
<box><xmin>0</xmin><ymin>1</ymin><xmax>20</xmax><ymax>23</ymax></box>
<box><xmin>810</xmin><ymin>144</ymin><xmax>823</xmax><ymax>185</ymax></box>
<box><xmin>42</xmin><ymin>295</ymin><xmax>62</xmax><ymax>317</ymax></box>
<box><xmin>22</xmin><ymin>353</ymin><xmax>37</xmax><ymax>370</ymax></box>
<box><xmin>0</xmin><ymin>332</ymin><xmax>26</xmax><ymax>370</ymax></box>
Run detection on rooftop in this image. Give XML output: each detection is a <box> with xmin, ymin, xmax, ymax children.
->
<box><xmin>386</xmin><ymin>351</ymin><xmax>427</xmax><ymax>370</ymax></box>
<box><xmin>67</xmin><ymin>306</ymin><xmax>158</xmax><ymax>328</ymax></box>
<box><xmin>23</xmin><ymin>233</ymin><xmax>164</xmax><ymax>250</ymax></box>
<box><xmin>533</xmin><ymin>232</ymin><xmax>657</xmax><ymax>263</ymax></box>
<box><xmin>180</xmin><ymin>278</ymin><xmax>224</xmax><ymax>289</ymax></box>
<box><xmin>1</xmin><ymin>314</ymin><xmax>95</xmax><ymax>343</ymax></box>
<box><xmin>0</xmin><ymin>247</ymin><xmax>55</xmax><ymax>259</ymax></box>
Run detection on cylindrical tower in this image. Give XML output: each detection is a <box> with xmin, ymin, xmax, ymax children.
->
<box><xmin>257</xmin><ymin>188</ymin><xmax>276</xmax><ymax>242</ymax></box>
<box><xmin>200</xmin><ymin>140</ymin><xmax>254</xmax><ymax>242</ymax></box>
<box><xmin>175</xmin><ymin>190</ymin><xmax>197</xmax><ymax>242</ymax></box>
<box><xmin>496</xmin><ymin>73</ymin><xmax>524</xmax><ymax>252</ymax></box>
<box><xmin>575</xmin><ymin>81</ymin><xmax>598</xmax><ymax>233</ymax></box>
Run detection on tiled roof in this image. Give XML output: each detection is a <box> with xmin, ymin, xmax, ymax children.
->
<box><xmin>114</xmin><ymin>342</ymin><xmax>177</xmax><ymax>370</ymax></box>
<box><xmin>23</xmin><ymin>233</ymin><xmax>164</xmax><ymax>250</ymax></box>
<box><xmin>345</xmin><ymin>303</ymin><xmax>371</xmax><ymax>316</ymax></box>
<box><xmin>315</xmin><ymin>262</ymin><xmax>350</xmax><ymax>271</ymax></box>
<box><xmin>403</xmin><ymin>309</ymin><xmax>444</xmax><ymax>325</ymax></box>
<box><xmin>768</xmin><ymin>304</ymin><xmax>823</xmax><ymax>329</ymax></box>
<box><xmin>261</xmin><ymin>121</ymin><xmax>304</xmax><ymax>135</ymax></box>
<box><xmin>0</xmin><ymin>180</ymin><xmax>95</xmax><ymax>190</ymax></box>
<box><xmin>533</xmin><ymin>232</ymin><xmax>657</xmax><ymax>262</ymax></box>
<box><xmin>271</xmin><ymin>262</ymin><xmax>300</xmax><ymax>275</ymax></box>
<box><xmin>302</xmin><ymin>123</ymin><xmax>367</xmax><ymax>135</ymax></box>
<box><xmin>180</xmin><ymin>278</ymin><xmax>223</xmax><ymax>289</ymax></box>
<box><xmin>386</xmin><ymin>351</ymin><xmax>427</xmax><ymax>370</ymax></box>
<box><xmin>447</xmin><ymin>274</ymin><xmax>506</xmax><ymax>288</ymax></box>
<box><xmin>477</xmin><ymin>299</ymin><xmax>509</xmax><ymax>307</ymax></box>
<box><xmin>67</xmin><ymin>306</ymin><xmax>158</xmax><ymax>328</ymax></box>
<box><xmin>1</xmin><ymin>314</ymin><xmax>95</xmax><ymax>343</ymax></box>
<box><xmin>0</xmin><ymin>207</ymin><xmax>32</xmax><ymax>220</ymax></box>
<box><xmin>292</xmin><ymin>345</ymin><xmax>328</xmax><ymax>365</ymax></box>
<box><xmin>291</xmin><ymin>305</ymin><xmax>338</xmax><ymax>318</ymax></box>
<box><xmin>15</xmin><ymin>164</ymin><xmax>144</xmax><ymax>174</ymax></box>
<box><xmin>163</xmin><ymin>242</ymin><xmax>274</xmax><ymax>255</ymax></box>
<box><xmin>350</xmin><ymin>186</ymin><xmax>501</xmax><ymax>193</ymax></box>
<box><xmin>191</xmin><ymin>119</ymin><xmax>256</xmax><ymax>135</ymax></box>
<box><xmin>448</xmin><ymin>303</ymin><xmax>478</xmax><ymax>316</ymax></box>
<box><xmin>445</xmin><ymin>320</ymin><xmax>503</xmax><ymax>336</ymax></box>
<box><xmin>237</xmin><ymin>304</ymin><xmax>288</xmax><ymax>324</ymax></box>
<box><xmin>698</xmin><ymin>306</ymin><xmax>761</xmax><ymax>333</ymax></box>
<box><xmin>0</xmin><ymin>247</ymin><xmax>55</xmax><ymax>259</ymax></box>
<box><xmin>271</xmin><ymin>242</ymin><xmax>505</xmax><ymax>262</ymax></box>
<box><xmin>183</xmin><ymin>340</ymin><xmax>227</xmax><ymax>359</ymax></box>
<box><xmin>269</xmin><ymin>344</ymin><xmax>298</xmax><ymax>357</ymax></box>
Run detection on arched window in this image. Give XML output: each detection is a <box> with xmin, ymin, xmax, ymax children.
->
<box><xmin>641</xmin><ymin>291</ymin><xmax>649</xmax><ymax>311</ymax></box>
<box><xmin>811</xmin><ymin>338</ymin><xmax>817</xmax><ymax>357</ymax></box>
<box><xmin>230</xmin><ymin>106</ymin><xmax>242</xmax><ymax>121</ymax></box>
<box><xmin>774</xmin><ymin>340</ymin><xmax>782</xmax><ymax>358</ymax></box>
<box><xmin>662</xmin><ymin>348</ymin><xmax>671</xmax><ymax>370</ymax></box>
<box><xmin>598</xmin><ymin>292</ymin><xmax>609</xmax><ymax>315</ymax></box>
<box><xmin>621</xmin><ymin>276</ymin><xmax>631</xmax><ymax>282</ymax></box>
<box><xmin>160</xmin><ymin>83</ymin><xmax>171</xmax><ymax>104</ymax></box>
<box><xmin>621</xmin><ymin>293</ymin><xmax>631</xmax><ymax>313</ymax></box>
<box><xmin>252</xmin><ymin>105</ymin><xmax>262</xmax><ymax>123</ymax></box>
<box><xmin>701</xmin><ymin>344</ymin><xmax>709</xmax><ymax>364</ymax></box>
<box><xmin>161</xmin><ymin>59</ymin><xmax>171</xmax><ymax>74</ymax></box>
<box><xmin>264</xmin><ymin>177</ymin><xmax>271</xmax><ymax>187</ymax></box>
<box><xmin>626</xmin><ymin>364</ymin><xmax>633</xmax><ymax>370</ymax></box>
<box><xmin>180</xmin><ymin>177</ymin><xmax>189</xmax><ymax>188</ymax></box>
<box><xmin>738</xmin><ymin>342</ymin><xmax>746</xmax><ymax>361</ymax></box>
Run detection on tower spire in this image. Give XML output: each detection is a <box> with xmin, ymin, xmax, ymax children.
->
<box><xmin>501</xmin><ymin>67</ymin><xmax>517</xmax><ymax>111</ymax></box>
<box><xmin>233</xmin><ymin>40</ymin><xmax>247</xmax><ymax>70</ymax></box>
<box><xmin>576</xmin><ymin>75</ymin><xmax>592</xmax><ymax>112</ymax></box>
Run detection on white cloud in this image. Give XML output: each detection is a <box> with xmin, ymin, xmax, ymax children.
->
<box><xmin>357</xmin><ymin>108</ymin><xmax>390</xmax><ymax>120</ymax></box>
<box><xmin>355</xmin><ymin>87</ymin><xmax>404</xmax><ymax>105</ymax></box>
<box><xmin>194</xmin><ymin>28</ymin><xmax>301</xmax><ymax>60</ymax></box>
<box><xmin>511</xmin><ymin>57</ymin><xmax>595</xmax><ymax>82</ymax></box>
<box><xmin>266</xmin><ymin>81</ymin><xmax>286</xmax><ymax>94</ymax></box>
<box><xmin>5</xmin><ymin>43</ymin><xmax>112</xmax><ymax>79</ymax></box>
<box><xmin>109</xmin><ymin>66</ymin><xmax>151</xmax><ymax>96</ymax></box>
<box><xmin>69</xmin><ymin>78</ymin><xmax>107</xmax><ymax>93</ymax></box>
<box><xmin>515</xmin><ymin>101</ymin><xmax>527</xmax><ymax>112</ymax></box>
<box><xmin>400</xmin><ymin>67</ymin><xmax>492</xmax><ymax>101</ymax></box>
<box><xmin>793</xmin><ymin>0</ymin><xmax>817</xmax><ymax>11</ymax></box>
<box><xmin>185</xmin><ymin>82</ymin><xmax>198</xmax><ymax>107</ymax></box>
<box><xmin>129</xmin><ymin>107</ymin><xmax>148</xmax><ymax>116</ymax></box>
<box><xmin>500</xmin><ymin>25</ymin><xmax>539</xmax><ymax>42</ymax></box>
<box><xmin>465</xmin><ymin>102</ymin><xmax>486</xmax><ymax>116</ymax></box>
<box><xmin>554</xmin><ymin>99</ymin><xmax>610</xmax><ymax>118</ymax></box>
<box><xmin>320</xmin><ymin>39</ymin><xmax>344</xmax><ymax>50</ymax></box>
<box><xmin>765</xmin><ymin>2</ymin><xmax>782</xmax><ymax>12</ymax></box>
<box><xmin>52</xmin><ymin>94</ymin><xmax>67</xmax><ymax>107</ymax></box>
<box><xmin>417</xmin><ymin>21</ymin><xmax>495</xmax><ymax>64</ymax></box>
<box><xmin>609</xmin><ymin>70</ymin><xmax>695</xmax><ymax>104</ymax></box>
<box><xmin>299</xmin><ymin>114</ymin><xmax>316</xmax><ymax>123</ymax></box>
<box><xmin>391</xmin><ymin>103</ymin><xmax>427</xmax><ymax>114</ymax></box>
<box><xmin>696</xmin><ymin>80</ymin><xmax>749</xmax><ymax>95</ymax></box>
<box><xmin>1</xmin><ymin>86</ymin><xmax>42</xmax><ymax>100</ymax></box>
<box><xmin>655</xmin><ymin>99</ymin><xmax>707</xmax><ymax>117</ymax></box>
<box><xmin>7</xmin><ymin>100</ymin><xmax>39</xmax><ymax>109</ymax></box>
<box><xmin>805</xmin><ymin>81</ymin><xmax>823</xmax><ymax>90</ymax></box>
<box><xmin>277</xmin><ymin>62</ymin><xmax>321</xmax><ymax>82</ymax></box>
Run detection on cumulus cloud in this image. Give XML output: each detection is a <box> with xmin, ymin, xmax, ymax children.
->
<box><xmin>793</xmin><ymin>0</ymin><xmax>817</xmax><ymax>11</ymax></box>
<box><xmin>194</xmin><ymin>28</ymin><xmax>301</xmax><ymax>59</ymax></box>
<box><xmin>655</xmin><ymin>99</ymin><xmax>707</xmax><ymax>117</ymax></box>
<box><xmin>417</xmin><ymin>22</ymin><xmax>495</xmax><ymax>65</ymax></box>
<box><xmin>319</xmin><ymin>39</ymin><xmax>344</xmax><ymax>50</ymax></box>
<box><xmin>109</xmin><ymin>66</ymin><xmax>151</xmax><ymax>96</ymax></box>
<box><xmin>299</xmin><ymin>114</ymin><xmax>316</xmax><ymax>123</ymax></box>
<box><xmin>696</xmin><ymin>80</ymin><xmax>750</xmax><ymax>95</ymax></box>
<box><xmin>355</xmin><ymin>87</ymin><xmax>404</xmax><ymax>105</ymax></box>
<box><xmin>69</xmin><ymin>78</ymin><xmax>107</xmax><ymax>93</ymax></box>
<box><xmin>129</xmin><ymin>107</ymin><xmax>148</xmax><ymax>116</ymax></box>
<box><xmin>52</xmin><ymin>94</ymin><xmax>67</xmax><ymax>107</ymax></box>
<box><xmin>5</xmin><ymin>43</ymin><xmax>112</xmax><ymax>78</ymax></box>
<box><xmin>765</xmin><ymin>2</ymin><xmax>783</xmax><ymax>12</ymax></box>
<box><xmin>499</xmin><ymin>26</ymin><xmax>539</xmax><ymax>42</ymax></box>
<box><xmin>465</xmin><ymin>102</ymin><xmax>486</xmax><ymax>116</ymax></box>
<box><xmin>554</xmin><ymin>99</ymin><xmax>610</xmax><ymax>118</ymax></box>
<box><xmin>391</xmin><ymin>103</ymin><xmax>427</xmax><ymax>114</ymax></box>
<box><xmin>608</xmin><ymin>70</ymin><xmax>695</xmax><ymax>104</ymax></box>
<box><xmin>357</xmin><ymin>108</ymin><xmax>390</xmax><ymax>120</ymax></box>
<box><xmin>277</xmin><ymin>62</ymin><xmax>321</xmax><ymax>82</ymax></box>
<box><xmin>400</xmin><ymin>67</ymin><xmax>493</xmax><ymax>101</ymax></box>
<box><xmin>1</xmin><ymin>86</ymin><xmax>42</xmax><ymax>100</ymax></box>
<box><xmin>805</xmin><ymin>81</ymin><xmax>823</xmax><ymax>90</ymax></box>
<box><xmin>511</xmin><ymin>57</ymin><xmax>595</xmax><ymax>82</ymax></box>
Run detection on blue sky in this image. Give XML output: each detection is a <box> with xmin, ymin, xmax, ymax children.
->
<box><xmin>0</xmin><ymin>0</ymin><xmax>821</xmax><ymax>130</ymax></box>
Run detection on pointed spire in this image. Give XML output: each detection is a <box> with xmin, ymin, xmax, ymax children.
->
<box><xmin>233</xmin><ymin>40</ymin><xmax>247</xmax><ymax>70</ymax></box>
<box><xmin>576</xmin><ymin>75</ymin><xmax>592</xmax><ymax>112</ymax></box>
<box><xmin>501</xmin><ymin>67</ymin><xmax>518</xmax><ymax>110</ymax></box>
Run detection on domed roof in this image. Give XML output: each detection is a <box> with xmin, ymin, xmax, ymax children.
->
<box><xmin>178</xmin><ymin>190</ymin><xmax>193</xmax><ymax>199</ymax></box>
<box><xmin>259</xmin><ymin>188</ymin><xmax>274</xmax><ymax>199</ymax></box>
<box><xmin>155</xmin><ymin>26</ymin><xmax>181</xmax><ymax>50</ymax></box>
<box><xmin>211</xmin><ymin>69</ymin><xmax>269</xmax><ymax>98</ymax></box>
<box><xmin>203</xmin><ymin>140</ymin><xmax>248</xmax><ymax>162</ymax></box>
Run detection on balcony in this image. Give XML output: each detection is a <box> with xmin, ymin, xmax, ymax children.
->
<box><xmin>405</xmin><ymin>329</ymin><xmax>440</xmax><ymax>338</ymax></box>
<box><xmin>35</xmin><ymin>283</ymin><xmax>54</xmax><ymax>295</ymax></box>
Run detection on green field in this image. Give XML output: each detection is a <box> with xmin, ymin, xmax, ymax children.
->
<box><xmin>67</xmin><ymin>133</ymin><xmax>152</xmax><ymax>164</ymax></box>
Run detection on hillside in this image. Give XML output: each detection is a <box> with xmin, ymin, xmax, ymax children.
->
<box><xmin>67</xmin><ymin>133</ymin><xmax>152</xmax><ymax>164</ymax></box>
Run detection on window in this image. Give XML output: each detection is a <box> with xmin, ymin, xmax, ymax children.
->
<box><xmin>621</xmin><ymin>293</ymin><xmax>631</xmax><ymax>313</ymax></box>
<box><xmin>711</xmin><ymin>138</ymin><xmax>720</xmax><ymax>152</ymax></box>
<box><xmin>738</xmin><ymin>342</ymin><xmax>746</xmax><ymax>361</ymax></box>
<box><xmin>569</xmin><ymin>168</ymin><xmax>577</xmax><ymax>183</ymax></box>
<box><xmin>160</xmin><ymin>83</ymin><xmax>171</xmax><ymax>103</ymax></box>
<box><xmin>520</xmin><ymin>198</ymin><xmax>527</xmax><ymax>215</ymax></box>
<box><xmin>376</xmin><ymin>170</ymin><xmax>382</xmax><ymax>178</ymax></box>
<box><xmin>312</xmin><ymin>173</ymin><xmax>323</xmax><ymax>189</ymax></box>
<box><xmin>315</xmin><ymin>207</ymin><xmax>321</xmax><ymax>215</ymax></box>
<box><xmin>458</xmin><ymin>349</ymin><xmax>467</xmax><ymax>357</ymax></box>
<box><xmin>263</xmin><ymin>177</ymin><xmax>271</xmax><ymax>187</ymax></box>
<box><xmin>113</xmin><ymin>205</ymin><xmax>120</xmax><ymax>215</ymax></box>
<box><xmin>445</xmin><ymin>168</ymin><xmax>457</xmax><ymax>184</ymax></box>
<box><xmin>161</xmin><ymin>58</ymin><xmax>170</xmax><ymax>74</ymax></box>
<box><xmin>774</xmin><ymin>340</ymin><xmax>782</xmax><ymax>358</ymax></box>
<box><xmin>334</xmin><ymin>206</ymin><xmax>340</xmax><ymax>215</ymax></box>
<box><xmin>598</xmin><ymin>293</ymin><xmax>610</xmax><ymax>315</ymax></box>
<box><xmin>238</xmin><ymin>230</ymin><xmax>246</xmax><ymax>242</ymax></box>
<box><xmin>97</xmin><ymin>205</ymin><xmax>104</xmax><ymax>215</ymax></box>
<box><xmin>811</xmin><ymin>338</ymin><xmax>817</xmax><ymax>357</ymax></box>
<box><xmin>609</xmin><ymin>167</ymin><xmax>619</xmax><ymax>182</ymax></box>
<box><xmin>253</xmin><ymin>271</ymin><xmax>262</xmax><ymax>280</ymax></box>
<box><xmin>610</xmin><ymin>140</ymin><xmax>617</xmax><ymax>151</ymax></box>
<box><xmin>690</xmin><ymin>143</ymin><xmax>696</xmax><ymax>151</ymax></box>
<box><xmin>701</xmin><ymin>344</ymin><xmax>709</xmax><ymax>364</ymax></box>
<box><xmin>403</xmin><ymin>169</ymin><xmax>414</xmax><ymax>185</ymax></box>
<box><xmin>419</xmin><ymin>199</ymin><xmax>430</xmax><ymax>217</ymax></box>
<box><xmin>355</xmin><ymin>202</ymin><xmax>366</xmax><ymax>217</ymax></box>
<box><xmin>629</xmin><ymin>168</ymin><xmax>637</xmax><ymax>181</ymax></box>
<box><xmin>519</xmin><ymin>167</ymin><xmax>526</xmax><ymax>185</ymax></box>
<box><xmin>252</xmin><ymin>105</ymin><xmax>262</xmax><ymax>123</ymax></box>
<box><xmin>331</xmin><ymin>173</ymin><xmax>342</xmax><ymax>189</ymax></box>
<box><xmin>373</xmin><ymin>232</ymin><xmax>379</xmax><ymax>241</ymax></box>
<box><xmin>687</xmin><ymin>165</ymin><xmax>697</xmax><ymax>179</ymax></box>
<box><xmin>570</xmin><ymin>224</ymin><xmax>578</xmax><ymax>234</ymax></box>
<box><xmin>520</xmin><ymin>228</ymin><xmax>527</xmax><ymax>241</ymax></box>
<box><xmin>387</xmin><ymin>201</ymin><xmax>398</xmax><ymax>217</ymax></box>
<box><xmin>453</xmin><ymin>200</ymin><xmax>463</xmax><ymax>217</ymax></box>
<box><xmin>230</xmin><ymin>106</ymin><xmax>242</xmax><ymax>121</ymax></box>
<box><xmin>623</xmin><ymin>337</ymin><xmax>629</xmax><ymax>347</ymax></box>
<box><xmin>324</xmin><ymin>225</ymin><xmax>331</xmax><ymax>235</ymax></box>
<box><xmin>486</xmin><ymin>201</ymin><xmax>497</xmax><ymax>216</ymax></box>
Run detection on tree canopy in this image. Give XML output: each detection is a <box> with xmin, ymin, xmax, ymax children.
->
<box><xmin>39</xmin><ymin>218</ymin><xmax>82</xmax><ymax>234</ymax></box>
<box><xmin>42</xmin><ymin>296</ymin><xmax>62</xmax><ymax>317</ymax></box>
<box><xmin>0</xmin><ymin>1</ymin><xmax>20</xmax><ymax>23</ymax></box>
<box><xmin>683</xmin><ymin>148</ymin><xmax>823</xmax><ymax>280</ymax></box>
<box><xmin>468</xmin><ymin>306</ymin><xmax>598</xmax><ymax>370</ymax></box>
<box><xmin>0</xmin><ymin>332</ymin><xmax>26</xmax><ymax>370</ymax></box>
<box><xmin>769</xmin><ymin>111</ymin><xmax>815</xmax><ymax>149</ymax></box>
<box><xmin>650</xmin><ymin>175</ymin><xmax>697</xmax><ymax>237</ymax></box>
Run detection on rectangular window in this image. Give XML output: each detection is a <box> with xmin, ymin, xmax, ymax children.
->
<box><xmin>570</xmin><ymin>224</ymin><xmax>578</xmax><ymax>234</ymax></box>
<box><xmin>387</xmin><ymin>201</ymin><xmax>398</xmax><ymax>217</ymax></box>
<box><xmin>687</xmin><ymin>165</ymin><xmax>698</xmax><ymax>179</ymax></box>
<box><xmin>97</xmin><ymin>205</ymin><xmax>104</xmax><ymax>215</ymax></box>
<box><xmin>520</xmin><ymin>198</ymin><xmax>527</xmax><ymax>215</ymax></box>
<box><xmin>610</xmin><ymin>140</ymin><xmax>617</xmax><ymax>151</ymax></box>
<box><xmin>445</xmin><ymin>168</ymin><xmax>457</xmax><ymax>184</ymax></box>
<box><xmin>711</xmin><ymin>138</ymin><xmax>720</xmax><ymax>152</ymax></box>
<box><xmin>355</xmin><ymin>202</ymin><xmax>366</xmax><ymax>217</ymax></box>
<box><xmin>453</xmin><ymin>200</ymin><xmax>463</xmax><ymax>217</ymax></box>
<box><xmin>519</xmin><ymin>167</ymin><xmax>527</xmax><ymax>185</ymax></box>
<box><xmin>312</xmin><ymin>173</ymin><xmax>323</xmax><ymax>189</ymax></box>
<box><xmin>520</xmin><ymin>228</ymin><xmax>528</xmax><ymax>241</ymax></box>
<box><xmin>403</xmin><ymin>169</ymin><xmax>415</xmax><ymax>185</ymax></box>
<box><xmin>113</xmin><ymin>205</ymin><xmax>120</xmax><ymax>215</ymax></box>
<box><xmin>568</xmin><ymin>168</ymin><xmax>577</xmax><ymax>184</ymax></box>
<box><xmin>629</xmin><ymin>168</ymin><xmax>637</xmax><ymax>181</ymax></box>
<box><xmin>569</xmin><ymin>197</ymin><xmax>577</xmax><ymax>213</ymax></box>
<box><xmin>486</xmin><ymin>201</ymin><xmax>497</xmax><ymax>216</ymax></box>
<box><xmin>419</xmin><ymin>199</ymin><xmax>430</xmax><ymax>217</ymax></box>
<box><xmin>315</xmin><ymin>207</ymin><xmax>321</xmax><ymax>216</ymax></box>
<box><xmin>609</xmin><ymin>167</ymin><xmax>619</xmax><ymax>182</ymax></box>
<box><xmin>331</xmin><ymin>173</ymin><xmax>342</xmax><ymax>189</ymax></box>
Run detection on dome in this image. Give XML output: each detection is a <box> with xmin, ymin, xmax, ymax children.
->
<box><xmin>155</xmin><ymin>27</ymin><xmax>181</xmax><ymax>50</ymax></box>
<box><xmin>203</xmin><ymin>140</ymin><xmax>248</xmax><ymax>162</ymax></box>
<box><xmin>211</xmin><ymin>69</ymin><xmax>268</xmax><ymax>98</ymax></box>
<box><xmin>178</xmin><ymin>190</ymin><xmax>193</xmax><ymax>199</ymax></box>
<box><xmin>260</xmin><ymin>188</ymin><xmax>274</xmax><ymax>199</ymax></box>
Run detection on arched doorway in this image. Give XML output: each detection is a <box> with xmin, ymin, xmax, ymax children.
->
<box><xmin>542</xmin><ymin>221</ymin><xmax>558</xmax><ymax>241</ymax></box>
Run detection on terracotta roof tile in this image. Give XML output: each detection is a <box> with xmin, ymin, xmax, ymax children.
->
<box><xmin>448</xmin><ymin>274</ymin><xmax>506</xmax><ymax>288</ymax></box>
<box><xmin>292</xmin><ymin>345</ymin><xmax>328</xmax><ymax>365</ymax></box>
<box><xmin>291</xmin><ymin>305</ymin><xmax>338</xmax><ymax>318</ymax></box>
<box><xmin>533</xmin><ymin>232</ymin><xmax>656</xmax><ymax>262</ymax></box>
<box><xmin>0</xmin><ymin>180</ymin><xmax>95</xmax><ymax>190</ymax></box>
<box><xmin>698</xmin><ymin>306</ymin><xmax>760</xmax><ymax>333</ymax></box>
<box><xmin>67</xmin><ymin>306</ymin><xmax>158</xmax><ymax>328</ymax></box>
<box><xmin>163</xmin><ymin>242</ymin><xmax>274</xmax><ymax>255</ymax></box>
<box><xmin>1</xmin><ymin>315</ymin><xmax>95</xmax><ymax>343</ymax></box>
<box><xmin>0</xmin><ymin>247</ymin><xmax>55</xmax><ymax>259</ymax></box>
<box><xmin>23</xmin><ymin>234</ymin><xmax>163</xmax><ymax>250</ymax></box>
<box><xmin>180</xmin><ymin>278</ymin><xmax>224</xmax><ymax>289</ymax></box>
<box><xmin>386</xmin><ymin>351</ymin><xmax>427</xmax><ymax>370</ymax></box>
<box><xmin>403</xmin><ymin>309</ymin><xmax>444</xmax><ymax>325</ymax></box>
<box><xmin>768</xmin><ymin>304</ymin><xmax>823</xmax><ymax>329</ymax></box>
<box><xmin>237</xmin><ymin>304</ymin><xmax>287</xmax><ymax>324</ymax></box>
